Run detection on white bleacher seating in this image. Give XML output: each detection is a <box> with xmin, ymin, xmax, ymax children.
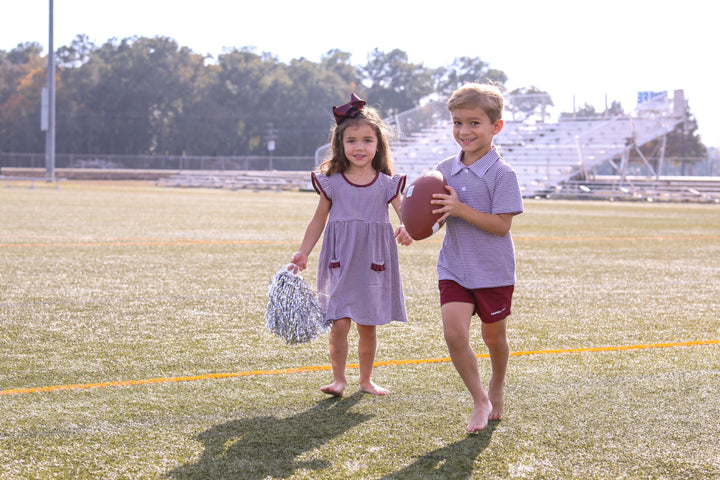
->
<box><xmin>391</xmin><ymin>110</ymin><xmax>683</xmax><ymax>197</ymax></box>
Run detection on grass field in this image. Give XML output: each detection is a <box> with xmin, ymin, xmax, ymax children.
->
<box><xmin>1</xmin><ymin>180</ymin><xmax>719</xmax><ymax>479</ymax></box>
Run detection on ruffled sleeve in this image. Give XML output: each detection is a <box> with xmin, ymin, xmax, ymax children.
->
<box><xmin>387</xmin><ymin>173</ymin><xmax>406</xmax><ymax>203</ymax></box>
<box><xmin>311</xmin><ymin>172</ymin><xmax>332</xmax><ymax>201</ymax></box>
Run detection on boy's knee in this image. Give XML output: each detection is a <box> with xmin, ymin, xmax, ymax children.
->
<box><xmin>482</xmin><ymin>332</ymin><xmax>508</xmax><ymax>350</ymax></box>
<box><xmin>481</xmin><ymin>318</ymin><xmax>508</xmax><ymax>346</ymax></box>
<box><xmin>443</xmin><ymin>325</ymin><xmax>469</xmax><ymax>349</ymax></box>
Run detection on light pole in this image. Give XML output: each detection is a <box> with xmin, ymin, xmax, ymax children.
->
<box><xmin>45</xmin><ymin>0</ymin><xmax>56</xmax><ymax>181</ymax></box>
<box><xmin>267</xmin><ymin>140</ymin><xmax>275</xmax><ymax>170</ymax></box>
<box><xmin>267</xmin><ymin>123</ymin><xmax>278</xmax><ymax>171</ymax></box>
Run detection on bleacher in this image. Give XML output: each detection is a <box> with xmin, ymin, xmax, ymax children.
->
<box><xmin>387</xmin><ymin>91</ymin><xmax>689</xmax><ymax>198</ymax></box>
<box><xmin>547</xmin><ymin>176</ymin><xmax>720</xmax><ymax>203</ymax></box>
<box><xmin>159</xmin><ymin>89</ymin><xmax>718</xmax><ymax>201</ymax></box>
<box><xmin>157</xmin><ymin>171</ymin><xmax>313</xmax><ymax>191</ymax></box>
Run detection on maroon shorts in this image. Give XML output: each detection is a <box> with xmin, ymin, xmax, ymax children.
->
<box><xmin>439</xmin><ymin>280</ymin><xmax>514</xmax><ymax>324</ymax></box>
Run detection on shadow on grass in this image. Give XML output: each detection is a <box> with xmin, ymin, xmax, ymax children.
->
<box><xmin>168</xmin><ymin>391</ymin><xmax>372</xmax><ymax>479</ymax></box>
<box><xmin>380</xmin><ymin>420</ymin><xmax>499</xmax><ymax>480</ymax></box>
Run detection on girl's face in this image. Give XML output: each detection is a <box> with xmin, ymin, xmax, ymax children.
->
<box><xmin>342</xmin><ymin>122</ymin><xmax>378</xmax><ymax>172</ymax></box>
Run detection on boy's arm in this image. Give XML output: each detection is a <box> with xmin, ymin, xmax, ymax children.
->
<box><xmin>432</xmin><ymin>185</ymin><xmax>513</xmax><ymax>236</ymax></box>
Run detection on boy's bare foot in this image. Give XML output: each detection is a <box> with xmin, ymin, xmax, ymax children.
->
<box><xmin>488</xmin><ymin>387</ymin><xmax>505</xmax><ymax>420</ymax></box>
<box><xmin>466</xmin><ymin>397</ymin><xmax>493</xmax><ymax>433</ymax></box>
<box><xmin>360</xmin><ymin>381</ymin><xmax>389</xmax><ymax>396</ymax></box>
<box><xmin>320</xmin><ymin>381</ymin><xmax>346</xmax><ymax>397</ymax></box>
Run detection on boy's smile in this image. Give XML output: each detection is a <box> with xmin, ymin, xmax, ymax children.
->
<box><xmin>452</xmin><ymin>107</ymin><xmax>503</xmax><ymax>165</ymax></box>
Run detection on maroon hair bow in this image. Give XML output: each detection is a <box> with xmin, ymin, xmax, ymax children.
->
<box><xmin>332</xmin><ymin>93</ymin><xmax>366</xmax><ymax>125</ymax></box>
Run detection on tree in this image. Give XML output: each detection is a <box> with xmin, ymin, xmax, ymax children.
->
<box><xmin>54</xmin><ymin>35</ymin><xmax>102</xmax><ymax>154</ymax></box>
<box><xmin>606</xmin><ymin>100</ymin><xmax>625</xmax><ymax>117</ymax></box>
<box><xmin>362</xmin><ymin>49</ymin><xmax>434</xmax><ymax>116</ymax></box>
<box><xmin>0</xmin><ymin>43</ymin><xmax>46</xmax><ymax>152</ymax></box>
<box><xmin>320</xmin><ymin>49</ymin><xmax>363</xmax><ymax>95</ymax></box>
<box><xmin>3</xmin><ymin>41</ymin><xmax>516</xmax><ymax>158</ymax></box>
<box><xmin>56</xmin><ymin>34</ymin><xmax>96</xmax><ymax>68</ymax></box>
<box><xmin>197</xmin><ymin>48</ymin><xmax>287</xmax><ymax>155</ymax></box>
<box><xmin>89</xmin><ymin>37</ymin><xmax>159</xmax><ymax>154</ymax></box>
<box><xmin>435</xmin><ymin>56</ymin><xmax>507</xmax><ymax>96</ymax></box>
<box><xmin>12</xmin><ymin>36</ymin><xmax>709</xmax><ymax>171</ymax></box>
<box><xmin>75</xmin><ymin>36</ymin><xmax>205</xmax><ymax>155</ymax></box>
<box><xmin>277</xmin><ymin>57</ymin><xmax>348</xmax><ymax>155</ymax></box>
<box><xmin>639</xmin><ymin>104</ymin><xmax>707</xmax><ymax>175</ymax></box>
<box><xmin>506</xmin><ymin>86</ymin><xmax>553</xmax><ymax>122</ymax></box>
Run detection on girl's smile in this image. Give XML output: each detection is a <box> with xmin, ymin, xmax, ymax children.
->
<box><xmin>343</xmin><ymin>123</ymin><xmax>378</xmax><ymax>172</ymax></box>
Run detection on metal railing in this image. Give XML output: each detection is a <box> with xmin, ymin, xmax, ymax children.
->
<box><xmin>0</xmin><ymin>153</ymin><xmax>315</xmax><ymax>172</ymax></box>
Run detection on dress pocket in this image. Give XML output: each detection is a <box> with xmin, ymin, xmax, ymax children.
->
<box><xmin>369</xmin><ymin>261</ymin><xmax>385</xmax><ymax>287</ymax></box>
<box><xmin>328</xmin><ymin>258</ymin><xmax>341</xmax><ymax>284</ymax></box>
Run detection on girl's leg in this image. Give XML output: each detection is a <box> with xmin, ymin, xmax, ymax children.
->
<box><xmin>356</xmin><ymin>323</ymin><xmax>389</xmax><ymax>395</ymax></box>
<box><xmin>442</xmin><ymin>302</ymin><xmax>492</xmax><ymax>433</ymax></box>
<box><xmin>321</xmin><ymin>317</ymin><xmax>351</xmax><ymax>396</ymax></box>
<box><xmin>481</xmin><ymin>317</ymin><xmax>509</xmax><ymax>420</ymax></box>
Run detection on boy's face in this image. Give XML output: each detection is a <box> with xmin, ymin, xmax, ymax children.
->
<box><xmin>451</xmin><ymin>107</ymin><xmax>503</xmax><ymax>164</ymax></box>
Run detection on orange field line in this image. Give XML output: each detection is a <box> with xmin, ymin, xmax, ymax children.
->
<box><xmin>514</xmin><ymin>235</ymin><xmax>720</xmax><ymax>242</ymax></box>
<box><xmin>1</xmin><ymin>340</ymin><xmax>717</xmax><ymax>397</ymax></box>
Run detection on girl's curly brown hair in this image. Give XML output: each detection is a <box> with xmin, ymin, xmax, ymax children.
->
<box><xmin>318</xmin><ymin>104</ymin><xmax>395</xmax><ymax>177</ymax></box>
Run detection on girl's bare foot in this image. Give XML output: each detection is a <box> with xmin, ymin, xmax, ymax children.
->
<box><xmin>360</xmin><ymin>381</ymin><xmax>389</xmax><ymax>395</ymax></box>
<box><xmin>320</xmin><ymin>381</ymin><xmax>346</xmax><ymax>397</ymax></box>
<box><xmin>467</xmin><ymin>397</ymin><xmax>493</xmax><ymax>433</ymax></box>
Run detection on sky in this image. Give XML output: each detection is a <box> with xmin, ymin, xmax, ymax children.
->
<box><xmin>2</xmin><ymin>0</ymin><xmax>718</xmax><ymax>147</ymax></box>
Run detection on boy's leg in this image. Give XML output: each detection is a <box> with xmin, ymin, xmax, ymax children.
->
<box><xmin>356</xmin><ymin>324</ymin><xmax>389</xmax><ymax>395</ymax></box>
<box><xmin>321</xmin><ymin>317</ymin><xmax>351</xmax><ymax>396</ymax></box>
<box><xmin>442</xmin><ymin>302</ymin><xmax>492</xmax><ymax>432</ymax></box>
<box><xmin>481</xmin><ymin>318</ymin><xmax>509</xmax><ymax>420</ymax></box>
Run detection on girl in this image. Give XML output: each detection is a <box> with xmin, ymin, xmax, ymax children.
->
<box><xmin>290</xmin><ymin>94</ymin><xmax>412</xmax><ymax>396</ymax></box>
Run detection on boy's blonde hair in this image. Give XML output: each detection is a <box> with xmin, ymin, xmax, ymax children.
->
<box><xmin>319</xmin><ymin>104</ymin><xmax>395</xmax><ymax>177</ymax></box>
<box><xmin>447</xmin><ymin>83</ymin><xmax>504</xmax><ymax>123</ymax></box>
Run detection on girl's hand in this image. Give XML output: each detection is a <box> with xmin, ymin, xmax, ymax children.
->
<box><xmin>394</xmin><ymin>225</ymin><xmax>413</xmax><ymax>246</ymax></box>
<box><xmin>289</xmin><ymin>252</ymin><xmax>308</xmax><ymax>272</ymax></box>
<box><xmin>431</xmin><ymin>185</ymin><xmax>462</xmax><ymax>224</ymax></box>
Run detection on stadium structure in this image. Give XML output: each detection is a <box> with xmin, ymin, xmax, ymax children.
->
<box><xmin>316</xmin><ymin>89</ymin><xmax>718</xmax><ymax>202</ymax></box>
<box><xmin>6</xmin><ymin>89</ymin><xmax>717</xmax><ymax>202</ymax></box>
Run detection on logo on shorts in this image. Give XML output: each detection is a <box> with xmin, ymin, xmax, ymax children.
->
<box><xmin>490</xmin><ymin>307</ymin><xmax>506</xmax><ymax>316</ymax></box>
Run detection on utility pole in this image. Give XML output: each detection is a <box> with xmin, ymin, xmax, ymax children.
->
<box><xmin>45</xmin><ymin>0</ymin><xmax>56</xmax><ymax>181</ymax></box>
<box><xmin>267</xmin><ymin>123</ymin><xmax>278</xmax><ymax>171</ymax></box>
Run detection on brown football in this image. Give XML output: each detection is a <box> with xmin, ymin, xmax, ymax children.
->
<box><xmin>401</xmin><ymin>171</ymin><xmax>448</xmax><ymax>240</ymax></box>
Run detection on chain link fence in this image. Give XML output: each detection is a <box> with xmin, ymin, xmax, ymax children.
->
<box><xmin>0</xmin><ymin>153</ymin><xmax>315</xmax><ymax>172</ymax></box>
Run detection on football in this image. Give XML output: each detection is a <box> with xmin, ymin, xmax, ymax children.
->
<box><xmin>401</xmin><ymin>170</ymin><xmax>448</xmax><ymax>240</ymax></box>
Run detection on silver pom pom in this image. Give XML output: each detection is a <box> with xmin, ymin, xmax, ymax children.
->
<box><xmin>266</xmin><ymin>265</ymin><xmax>329</xmax><ymax>344</ymax></box>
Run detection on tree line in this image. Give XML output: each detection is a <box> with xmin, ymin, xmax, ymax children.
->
<box><xmin>0</xmin><ymin>35</ymin><xmax>510</xmax><ymax>157</ymax></box>
<box><xmin>0</xmin><ymin>35</ymin><xmax>705</xmax><ymax>163</ymax></box>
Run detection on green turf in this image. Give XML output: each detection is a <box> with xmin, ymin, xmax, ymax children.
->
<box><xmin>1</xmin><ymin>182</ymin><xmax>719</xmax><ymax>479</ymax></box>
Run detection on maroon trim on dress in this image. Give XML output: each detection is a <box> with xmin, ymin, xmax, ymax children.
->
<box><xmin>370</xmin><ymin>263</ymin><xmax>385</xmax><ymax>272</ymax></box>
<box><xmin>311</xmin><ymin>171</ymin><xmax>331</xmax><ymax>201</ymax></box>
<box><xmin>341</xmin><ymin>171</ymin><xmax>379</xmax><ymax>188</ymax></box>
<box><xmin>329</xmin><ymin>261</ymin><xmax>341</xmax><ymax>269</ymax></box>
<box><xmin>388</xmin><ymin>174</ymin><xmax>407</xmax><ymax>203</ymax></box>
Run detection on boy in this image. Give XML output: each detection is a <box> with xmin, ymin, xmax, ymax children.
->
<box><xmin>431</xmin><ymin>83</ymin><xmax>524</xmax><ymax>433</ymax></box>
